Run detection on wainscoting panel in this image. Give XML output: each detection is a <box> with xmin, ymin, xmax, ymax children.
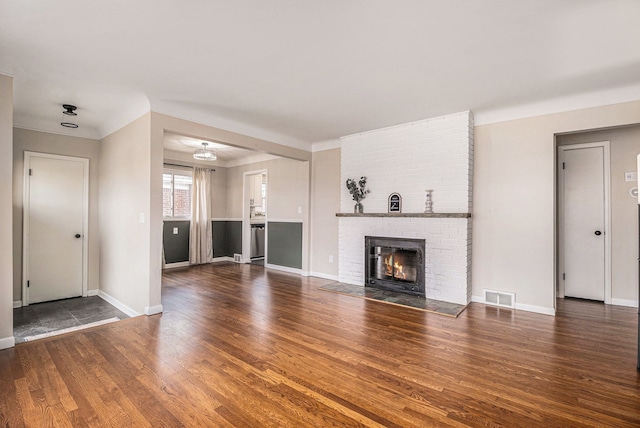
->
<box><xmin>268</xmin><ymin>221</ymin><xmax>302</xmax><ymax>269</ymax></box>
<box><xmin>212</xmin><ymin>220</ymin><xmax>242</xmax><ymax>258</ymax></box>
<box><xmin>163</xmin><ymin>221</ymin><xmax>190</xmax><ymax>264</ymax></box>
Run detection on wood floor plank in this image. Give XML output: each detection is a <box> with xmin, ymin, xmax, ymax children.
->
<box><xmin>1</xmin><ymin>262</ymin><xmax>639</xmax><ymax>426</ymax></box>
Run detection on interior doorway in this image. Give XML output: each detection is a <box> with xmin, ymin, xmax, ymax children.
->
<box><xmin>557</xmin><ymin>141</ymin><xmax>611</xmax><ymax>303</ymax></box>
<box><xmin>243</xmin><ymin>170</ymin><xmax>267</xmax><ymax>264</ymax></box>
<box><xmin>22</xmin><ymin>152</ymin><xmax>89</xmax><ymax>305</ymax></box>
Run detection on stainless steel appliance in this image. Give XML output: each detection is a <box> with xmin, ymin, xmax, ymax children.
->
<box><xmin>250</xmin><ymin>224</ymin><xmax>265</xmax><ymax>259</ymax></box>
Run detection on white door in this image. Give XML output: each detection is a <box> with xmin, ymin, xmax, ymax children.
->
<box><xmin>560</xmin><ymin>145</ymin><xmax>607</xmax><ymax>301</ymax></box>
<box><xmin>24</xmin><ymin>153</ymin><xmax>88</xmax><ymax>304</ymax></box>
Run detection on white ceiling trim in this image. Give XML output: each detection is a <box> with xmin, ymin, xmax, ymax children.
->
<box><xmin>13</xmin><ymin>124</ymin><xmax>99</xmax><ymax>141</ymax></box>
<box><xmin>474</xmin><ymin>83</ymin><xmax>640</xmax><ymax>126</ymax></box>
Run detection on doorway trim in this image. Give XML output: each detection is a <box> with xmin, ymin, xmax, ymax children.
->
<box><xmin>242</xmin><ymin>169</ymin><xmax>268</xmax><ymax>263</ymax></box>
<box><xmin>557</xmin><ymin>141</ymin><xmax>611</xmax><ymax>304</ymax></box>
<box><xmin>22</xmin><ymin>151</ymin><xmax>90</xmax><ymax>306</ymax></box>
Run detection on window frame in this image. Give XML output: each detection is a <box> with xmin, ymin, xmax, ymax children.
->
<box><xmin>163</xmin><ymin>168</ymin><xmax>193</xmax><ymax>220</ymax></box>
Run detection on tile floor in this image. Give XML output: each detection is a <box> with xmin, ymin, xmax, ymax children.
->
<box><xmin>319</xmin><ymin>282</ymin><xmax>467</xmax><ymax>317</ymax></box>
<box><xmin>13</xmin><ymin>296</ymin><xmax>129</xmax><ymax>343</ymax></box>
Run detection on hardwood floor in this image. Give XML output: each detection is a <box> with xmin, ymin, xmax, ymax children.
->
<box><xmin>1</xmin><ymin>262</ymin><xmax>639</xmax><ymax>427</ymax></box>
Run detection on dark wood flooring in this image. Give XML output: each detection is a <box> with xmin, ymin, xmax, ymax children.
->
<box><xmin>1</xmin><ymin>262</ymin><xmax>639</xmax><ymax>426</ymax></box>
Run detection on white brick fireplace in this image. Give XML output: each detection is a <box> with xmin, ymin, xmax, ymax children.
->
<box><xmin>338</xmin><ymin>111</ymin><xmax>473</xmax><ymax>305</ymax></box>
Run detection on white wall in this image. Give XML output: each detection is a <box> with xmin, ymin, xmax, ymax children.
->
<box><xmin>226</xmin><ymin>157</ymin><xmax>310</xmax><ymax>221</ymax></box>
<box><xmin>473</xmin><ymin>100</ymin><xmax>640</xmax><ymax>314</ymax></box>
<box><xmin>310</xmin><ymin>148</ymin><xmax>341</xmax><ymax>279</ymax></box>
<box><xmin>99</xmin><ymin>113</ymin><xmax>153</xmax><ymax>315</ymax></box>
<box><xmin>0</xmin><ymin>74</ymin><xmax>14</xmax><ymax>349</ymax></box>
<box><xmin>211</xmin><ymin>167</ymin><xmax>228</xmax><ymax>219</ymax></box>
<box><xmin>12</xmin><ymin>129</ymin><xmax>100</xmax><ymax>303</ymax></box>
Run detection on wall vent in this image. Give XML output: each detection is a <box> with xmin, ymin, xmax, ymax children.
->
<box><xmin>483</xmin><ymin>289</ymin><xmax>516</xmax><ymax>309</ymax></box>
<box><xmin>233</xmin><ymin>253</ymin><xmax>242</xmax><ymax>263</ymax></box>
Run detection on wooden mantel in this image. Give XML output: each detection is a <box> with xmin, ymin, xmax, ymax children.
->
<box><xmin>335</xmin><ymin>212</ymin><xmax>471</xmax><ymax>218</ymax></box>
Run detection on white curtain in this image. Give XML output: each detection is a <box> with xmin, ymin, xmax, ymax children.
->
<box><xmin>189</xmin><ymin>168</ymin><xmax>213</xmax><ymax>264</ymax></box>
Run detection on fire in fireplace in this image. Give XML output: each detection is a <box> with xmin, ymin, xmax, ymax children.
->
<box><xmin>365</xmin><ymin>236</ymin><xmax>425</xmax><ymax>296</ymax></box>
<box><xmin>382</xmin><ymin>249</ymin><xmax>417</xmax><ymax>282</ymax></box>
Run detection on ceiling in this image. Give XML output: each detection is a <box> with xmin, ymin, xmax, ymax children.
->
<box><xmin>2</xmin><ymin>1</ymin><xmax>640</xmax><ymax>150</ymax></box>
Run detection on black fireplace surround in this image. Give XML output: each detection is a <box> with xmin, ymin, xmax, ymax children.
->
<box><xmin>365</xmin><ymin>236</ymin><xmax>425</xmax><ymax>296</ymax></box>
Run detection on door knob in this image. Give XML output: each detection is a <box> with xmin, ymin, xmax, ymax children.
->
<box><xmin>594</xmin><ymin>231</ymin><xmax>602</xmax><ymax>236</ymax></box>
<box><xmin>75</xmin><ymin>234</ymin><xmax>81</xmax><ymax>239</ymax></box>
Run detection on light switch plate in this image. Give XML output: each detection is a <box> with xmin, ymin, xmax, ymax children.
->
<box><xmin>624</xmin><ymin>172</ymin><xmax>637</xmax><ymax>182</ymax></box>
<box><xmin>173</xmin><ymin>227</ymin><xmax>178</xmax><ymax>234</ymax></box>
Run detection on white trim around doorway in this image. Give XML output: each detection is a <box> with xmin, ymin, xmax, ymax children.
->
<box><xmin>557</xmin><ymin>141</ymin><xmax>612</xmax><ymax>304</ymax></box>
<box><xmin>22</xmin><ymin>152</ymin><xmax>90</xmax><ymax>306</ymax></box>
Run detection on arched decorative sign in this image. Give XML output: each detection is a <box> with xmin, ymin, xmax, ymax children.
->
<box><xmin>388</xmin><ymin>193</ymin><xmax>401</xmax><ymax>213</ymax></box>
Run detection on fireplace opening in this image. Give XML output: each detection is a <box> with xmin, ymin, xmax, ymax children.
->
<box><xmin>365</xmin><ymin>236</ymin><xmax>425</xmax><ymax>296</ymax></box>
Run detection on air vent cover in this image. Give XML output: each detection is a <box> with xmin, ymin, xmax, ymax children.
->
<box><xmin>483</xmin><ymin>289</ymin><xmax>515</xmax><ymax>309</ymax></box>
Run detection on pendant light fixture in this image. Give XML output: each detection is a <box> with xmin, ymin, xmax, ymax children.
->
<box><xmin>193</xmin><ymin>142</ymin><xmax>217</xmax><ymax>161</ymax></box>
<box><xmin>60</xmin><ymin>104</ymin><xmax>79</xmax><ymax>128</ymax></box>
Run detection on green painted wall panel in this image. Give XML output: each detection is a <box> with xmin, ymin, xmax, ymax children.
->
<box><xmin>267</xmin><ymin>222</ymin><xmax>302</xmax><ymax>269</ymax></box>
<box><xmin>163</xmin><ymin>221</ymin><xmax>190</xmax><ymax>263</ymax></box>
<box><xmin>212</xmin><ymin>221</ymin><xmax>242</xmax><ymax>257</ymax></box>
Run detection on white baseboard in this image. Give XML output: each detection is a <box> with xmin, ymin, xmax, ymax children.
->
<box><xmin>144</xmin><ymin>304</ymin><xmax>164</xmax><ymax>316</ymax></box>
<box><xmin>515</xmin><ymin>302</ymin><xmax>555</xmax><ymax>316</ymax></box>
<box><xmin>610</xmin><ymin>298</ymin><xmax>639</xmax><ymax>308</ymax></box>
<box><xmin>87</xmin><ymin>289</ymin><xmax>99</xmax><ymax>297</ymax></box>
<box><xmin>265</xmin><ymin>263</ymin><xmax>303</xmax><ymax>276</ymax></box>
<box><xmin>163</xmin><ymin>261</ymin><xmax>190</xmax><ymax>269</ymax></box>
<box><xmin>98</xmin><ymin>291</ymin><xmax>141</xmax><ymax>318</ymax></box>
<box><xmin>0</xmin><ymin>336</ymin><xmax>15</xmax><ymax>350</ymax></box>
<box><xmin>471</xmin><ymin>295</ymin><xmax>555</xmax><ymax>316</ymax></box>
<box><xmin>211</xmin><ymin>256</ymin><xmax>233</xmax><ymax>263</ymax></box>
<box><xmin>309</xmin><ymin>272</ymin><xmax>339</xmax><ymax>282</ymax></box>
<box><xmin>13</xmin><ymin>300</ymin><xmax>22</xmax><ymax>308</ymax></box>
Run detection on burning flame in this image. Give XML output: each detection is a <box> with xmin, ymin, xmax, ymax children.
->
<box><xmin>384</xmin><ymin>256</ymin><xmax>406</xmax><ymax>279</ymax></box>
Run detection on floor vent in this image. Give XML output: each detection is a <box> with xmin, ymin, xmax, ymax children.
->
<box><xmin>483</xmin><ymin>289</ymin><xmax>516</xmax><ymax>309</ymax></box>
<box><xmin>233</xmin><ymin>253</ymin><xmax>242</xmax><ymax>263</ymax></box>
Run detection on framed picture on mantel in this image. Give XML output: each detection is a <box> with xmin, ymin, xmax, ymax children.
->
<box><xmin>388</xmin><ymin>193</ymin><xmax>401</xmax><ymax>213</ymax></box>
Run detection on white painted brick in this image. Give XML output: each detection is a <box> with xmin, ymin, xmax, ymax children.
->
<box><xmin>338</xmin><ymin>112</ymin><xmax>473</xmax><ymax>305</ymax></box>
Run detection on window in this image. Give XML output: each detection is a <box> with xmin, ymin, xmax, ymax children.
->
<box><xmin>163</xmin><ymin>170</ymin><xmax>193</xmax><ymax>218</ymax></box>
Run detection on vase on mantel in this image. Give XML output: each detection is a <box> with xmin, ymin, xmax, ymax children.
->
<box><xmin>354</xmin><ymin>202</ymin><xmax>363</xmax><ymax>214</ymax></box>
<box><xmin>424</xmin><ymin>189</ymin><xmax>433</xmax><ymax>213</ymax></box>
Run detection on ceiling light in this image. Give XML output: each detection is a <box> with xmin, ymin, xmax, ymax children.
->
<box><xmin>62</xmin><ymin>104</ymin><xmax>77</xmax><ymax>116</ymax></box>
<box><xmin>193</xmin><ymin>142</ymin><xmax>217</xmax><ymax>161</ymax></box>
<box><xmin>60</xmin><ymin>104</ymin><xmax>79</xmax><ymax>128</ymax></box>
